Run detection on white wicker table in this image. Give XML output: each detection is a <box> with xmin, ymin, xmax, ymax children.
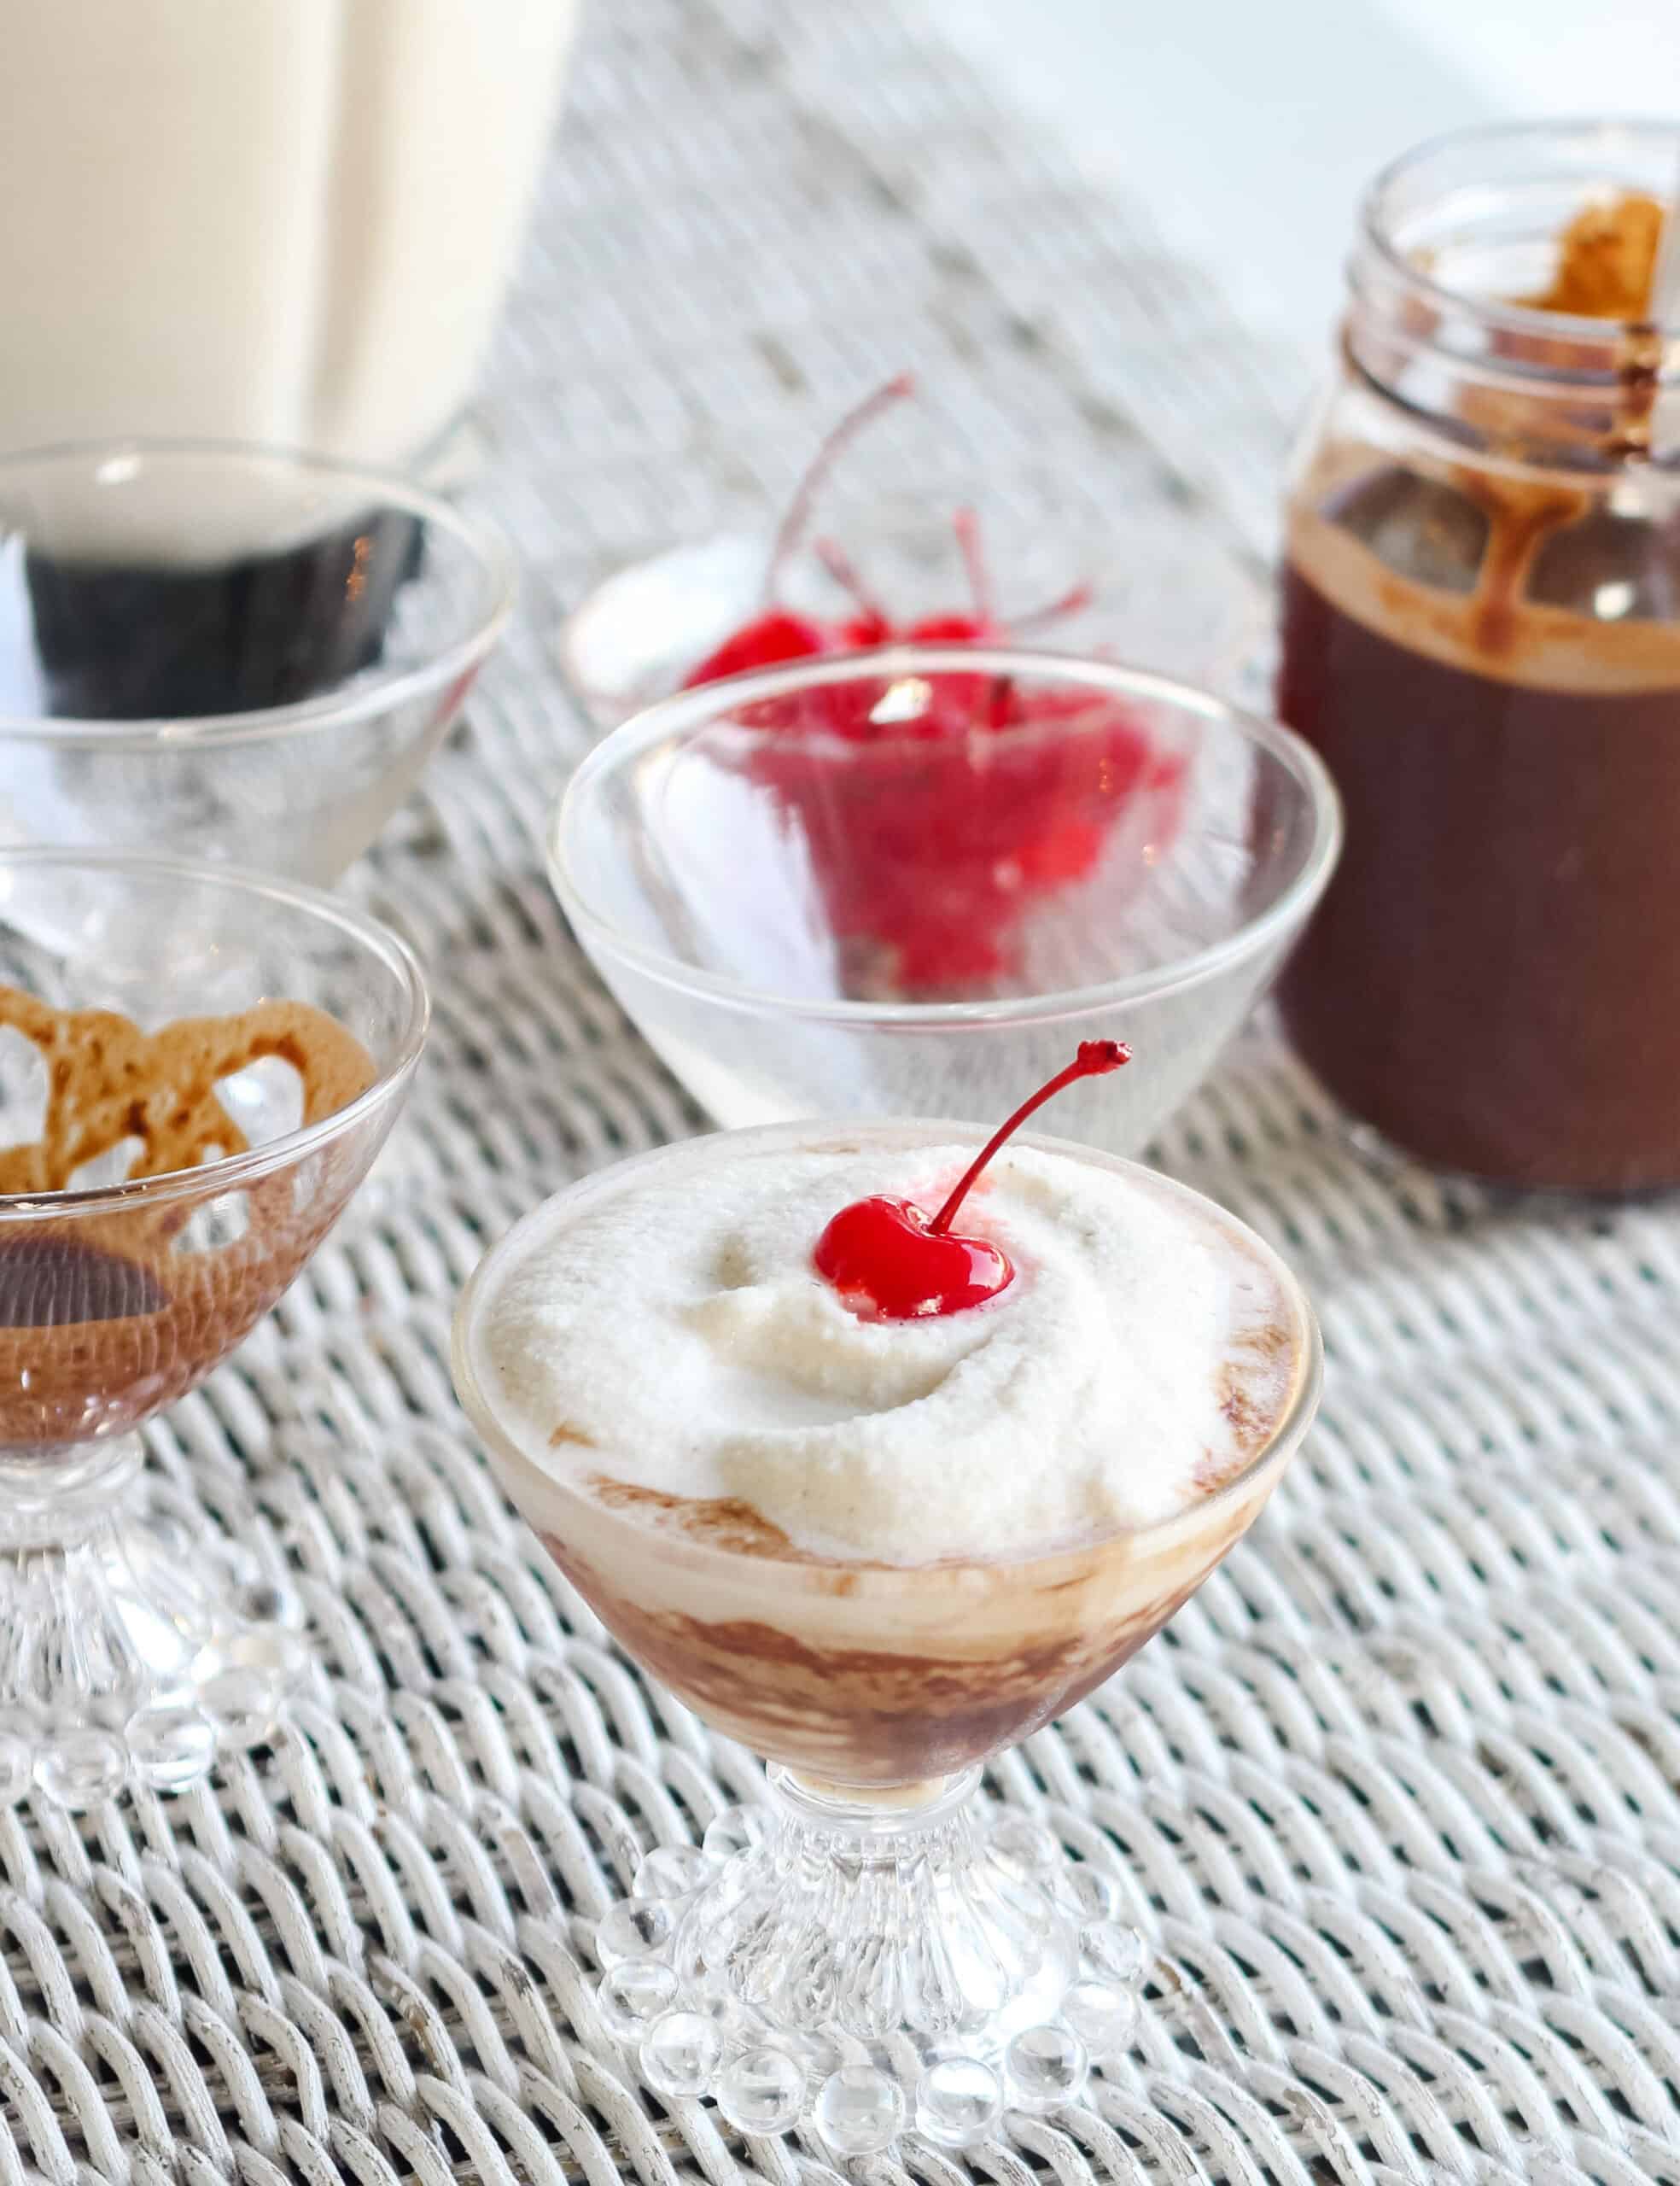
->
<box><xmin>5</xmin><ymin>4</ymin><xmax>1678</xmax><ymax>2182</ymax></box>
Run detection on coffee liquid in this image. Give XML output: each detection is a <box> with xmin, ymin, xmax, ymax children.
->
<box><xmin>1279</xmin><ymin>470</ymin><xmax>1680</xmax><ymax>1190</ymax></box>
<box><xmin>3</xmin><ymin>507</ymin><xmax>423</xmax><ymax>722</ymax></box>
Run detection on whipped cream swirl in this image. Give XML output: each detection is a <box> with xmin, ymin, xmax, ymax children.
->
<box><xmin>481</xmin><ymin>1138</ymin><xmax>1287</xmax><ymax>1564</ymax></box>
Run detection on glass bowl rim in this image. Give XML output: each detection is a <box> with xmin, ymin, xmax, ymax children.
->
<box><xmin>451</xmin><ymin>1116</ymin><xmax>1325</xmax><ymax>1583</ymax></box>
<box><xmin>556</xmin><ymin>524</ymin><xmax>784</xmax><ymax>721</ymax></box>
<box><xmin>0</xmin><ymin>844</ymin><xmax>430</xmax><ymax>1219</ymax></box>
<box><xmin>553</xmin><ymin>510</ymin><xmax>1268</xmax><ymax>722</ymax></box>
<box><xmin>0</xmin><ymin>436</ymin><xmax>516</xmax><ymax>749</ymax></box>
<box><xmin>548</xmin><ymin>643</ymin><xmax>1343</xmax><ymax>1027</ymax></box>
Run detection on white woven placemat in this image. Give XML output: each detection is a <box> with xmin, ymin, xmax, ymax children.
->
<box><xmin>5</xmin><ymin>3</ymin><xmax>1678</xmax><ymax>2182</ymax></box>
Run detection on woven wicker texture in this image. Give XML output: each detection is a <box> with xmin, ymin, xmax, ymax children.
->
<box><xmin>4</xmin><ymin>3</ymin><xmax>1678</xmax><ymax>2182</ymax></box>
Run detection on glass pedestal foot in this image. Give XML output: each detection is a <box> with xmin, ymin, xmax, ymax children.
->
<box><xmin>592</xmin><ymin>1767</ymin><xmax>1146</xmax><ymax>2154</ymax></box>
<box><xmin>0</xmin><ymin>1439</ymin><xmax>309</xmax><ymax>1808</ymax></box>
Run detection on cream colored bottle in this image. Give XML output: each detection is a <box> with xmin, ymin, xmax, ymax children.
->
<box><xmin>0</xmin><ymin>0</ymin><xmax>580</xmax><ymax>463</ymax></box>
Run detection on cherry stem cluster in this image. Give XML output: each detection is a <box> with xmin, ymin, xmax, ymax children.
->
<box><xmin>765</xmin><ymin>373</ymin><xmax>917</xmax><ymax>605</ymax></box>
<box><xmin>814</xmin><ymin>536</ymin><xmax>887</xmax><ymax>623</ymax></box>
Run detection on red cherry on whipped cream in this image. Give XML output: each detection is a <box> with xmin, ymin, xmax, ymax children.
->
<box><xmin>814</xmin><ymin>1041</ymin><xmax>1131</xmax><ymax>1321</ymax></box>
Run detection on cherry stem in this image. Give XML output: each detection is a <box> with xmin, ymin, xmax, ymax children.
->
<box><xmin>815</xmin><ymin>536</ymin><xmax>888</xmax><ymax>624</ymax></box>
<box><xmin>1008</xmin><ymin>579</ymin><xmax>1094</xmax><ymax>634</ymax></box>
<box><xmin>765</xmin><ymin>373</ymin><xmax>916</xmax><ymax>607</ymax></box>
<box><xmin>928</xmin><ymin>1041</ymin><xmax>1131</xmax><ymax>1236</ymax></box>
<box><xmin>953</xmin><ymin>506</ymin><xmax>995</xmax><ymax>628</ymax></box>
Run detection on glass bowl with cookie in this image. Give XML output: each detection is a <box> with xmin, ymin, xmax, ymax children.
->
<box><xmin>0</xmin><ymin>845</ymin><xmax>428</xmax><ymax>1805</ymax></box>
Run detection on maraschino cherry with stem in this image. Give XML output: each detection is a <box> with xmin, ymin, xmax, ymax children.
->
<box><xmin>814</xmin><ymin>1041</ymin><xmax>1130</xmax><ymax>1321</ymax></box>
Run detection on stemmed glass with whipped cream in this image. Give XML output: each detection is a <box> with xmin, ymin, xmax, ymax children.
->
<box><xmin>452</xmin><ymin>1050</ymin><xmax>1321</xmax><ymax>2154</ymax></box>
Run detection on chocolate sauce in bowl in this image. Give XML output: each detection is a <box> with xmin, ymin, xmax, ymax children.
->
<box><xmin>0</xmin><ymin>985</ymin><xmax>378</xmax><ymax>1448</ymax></box>
<box><xmin>0</xmin><ymin>1233</ymin><xmax>166</xmax><ymax>1327</ymax></box>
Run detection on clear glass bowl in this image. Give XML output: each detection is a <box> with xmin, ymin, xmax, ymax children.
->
<box><xmin>556</xmin><ymin>505</ymin><xmax>1268</xmax><ymax>729</ymax></box>
<box><xmin>0</xmin><ymin>847</ymin><xmax>428</xmax><ymax>1803</ymax></box>
<box><xmin>549</xmin><ymin>648</ymin><xmax>1341</xmax><ymax>1154</ymax></box>
<box><xmin>0</xmin><ymin>440</ymin><xmax>513</xmax><ymax>881</ymax></box>
<box><xmin>452</xmin><ymin>1119</ymin><xmax>1323</xmax><ymax>2151</ymax></box>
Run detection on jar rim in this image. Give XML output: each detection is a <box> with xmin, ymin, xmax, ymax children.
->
<box><xmin>1358</xmin><ymin>117</ymin><xmax>1680</xmax><ymax>362</ymax></box>
<box><xmin>1342</xmin><ymin>119</ymin><xmax>1680</xmax><ymax>465</ymax></box>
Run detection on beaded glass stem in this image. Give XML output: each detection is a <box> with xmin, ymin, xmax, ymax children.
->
<box><xmin>0</xmin><ymin>850</ymin><xmax>426</xmax><ymax>1807</ymax></box>
<box><xmin>597</xmin><ymin>1766</ymin><xmax>1149</xmax><ymax>2153</ymax></box>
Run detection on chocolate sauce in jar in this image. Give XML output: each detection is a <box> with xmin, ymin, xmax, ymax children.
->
<box><xmin>1278</xmin><ymin>476</ymin><xmax>1680</xmax><ymax>1189</ymax></box>
<box><xmin>1277</xmin><ymin>131</ymin><xmax>1680</xmax><ymax>1189</ymax></box>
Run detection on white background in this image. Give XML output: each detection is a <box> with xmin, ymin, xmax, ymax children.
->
<box><xmin>921</xmin><ymin>1</ymin><xmax>1680</xmax><ymax>357</ymax></box>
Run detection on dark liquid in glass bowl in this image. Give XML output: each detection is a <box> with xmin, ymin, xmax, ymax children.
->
<box><xmin>1278</xmin><ymin>468</ymin><xmax>1680</xmax><ymax>1191</ymax></box>
<box><xmin>3</xmin><ymin>509</ymin><xmax>423</xmax><ymax>722</ymax></box>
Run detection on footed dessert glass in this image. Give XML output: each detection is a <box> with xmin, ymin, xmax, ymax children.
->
<box><xmin>453</xmin><ymin>1122</ymin><xmax>1322</xmax><ymax>2153</ymax></box>
<box><xmin>0</xmin><ymin>848</ymin><xmax>427</xmax><ymax>1804</ymax></box>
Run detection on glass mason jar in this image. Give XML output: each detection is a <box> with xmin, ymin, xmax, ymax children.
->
<box><xmin>1276</xmin><ymin>120</ymin><xmax>1680</xmax><ymax>1192</ymax></box>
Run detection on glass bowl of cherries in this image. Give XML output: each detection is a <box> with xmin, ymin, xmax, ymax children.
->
<box><xmin>550</xmin><ymin>380</ymin><xmax>1339</xmax><ymax>1154</ymax></box>
<box><xmin>556</xmin><ymin>378</ymin><xmax>1266</xmax><ymax>730</ymax></box>
<box><xmin>549</xmin><ymin>640</ymin><xmax>1341</xmax><ymax>1155</ymax></box>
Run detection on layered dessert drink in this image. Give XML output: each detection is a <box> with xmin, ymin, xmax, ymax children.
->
<box><xmin>455</xmin><ymin>1053</ymin><xmax>1319</xmax><ymax>2148</ymax></box>
<box><xmin>457</xmin><ymin>1054</ymin><xmax>1315</xmax><ymax>1791</ymax></box>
